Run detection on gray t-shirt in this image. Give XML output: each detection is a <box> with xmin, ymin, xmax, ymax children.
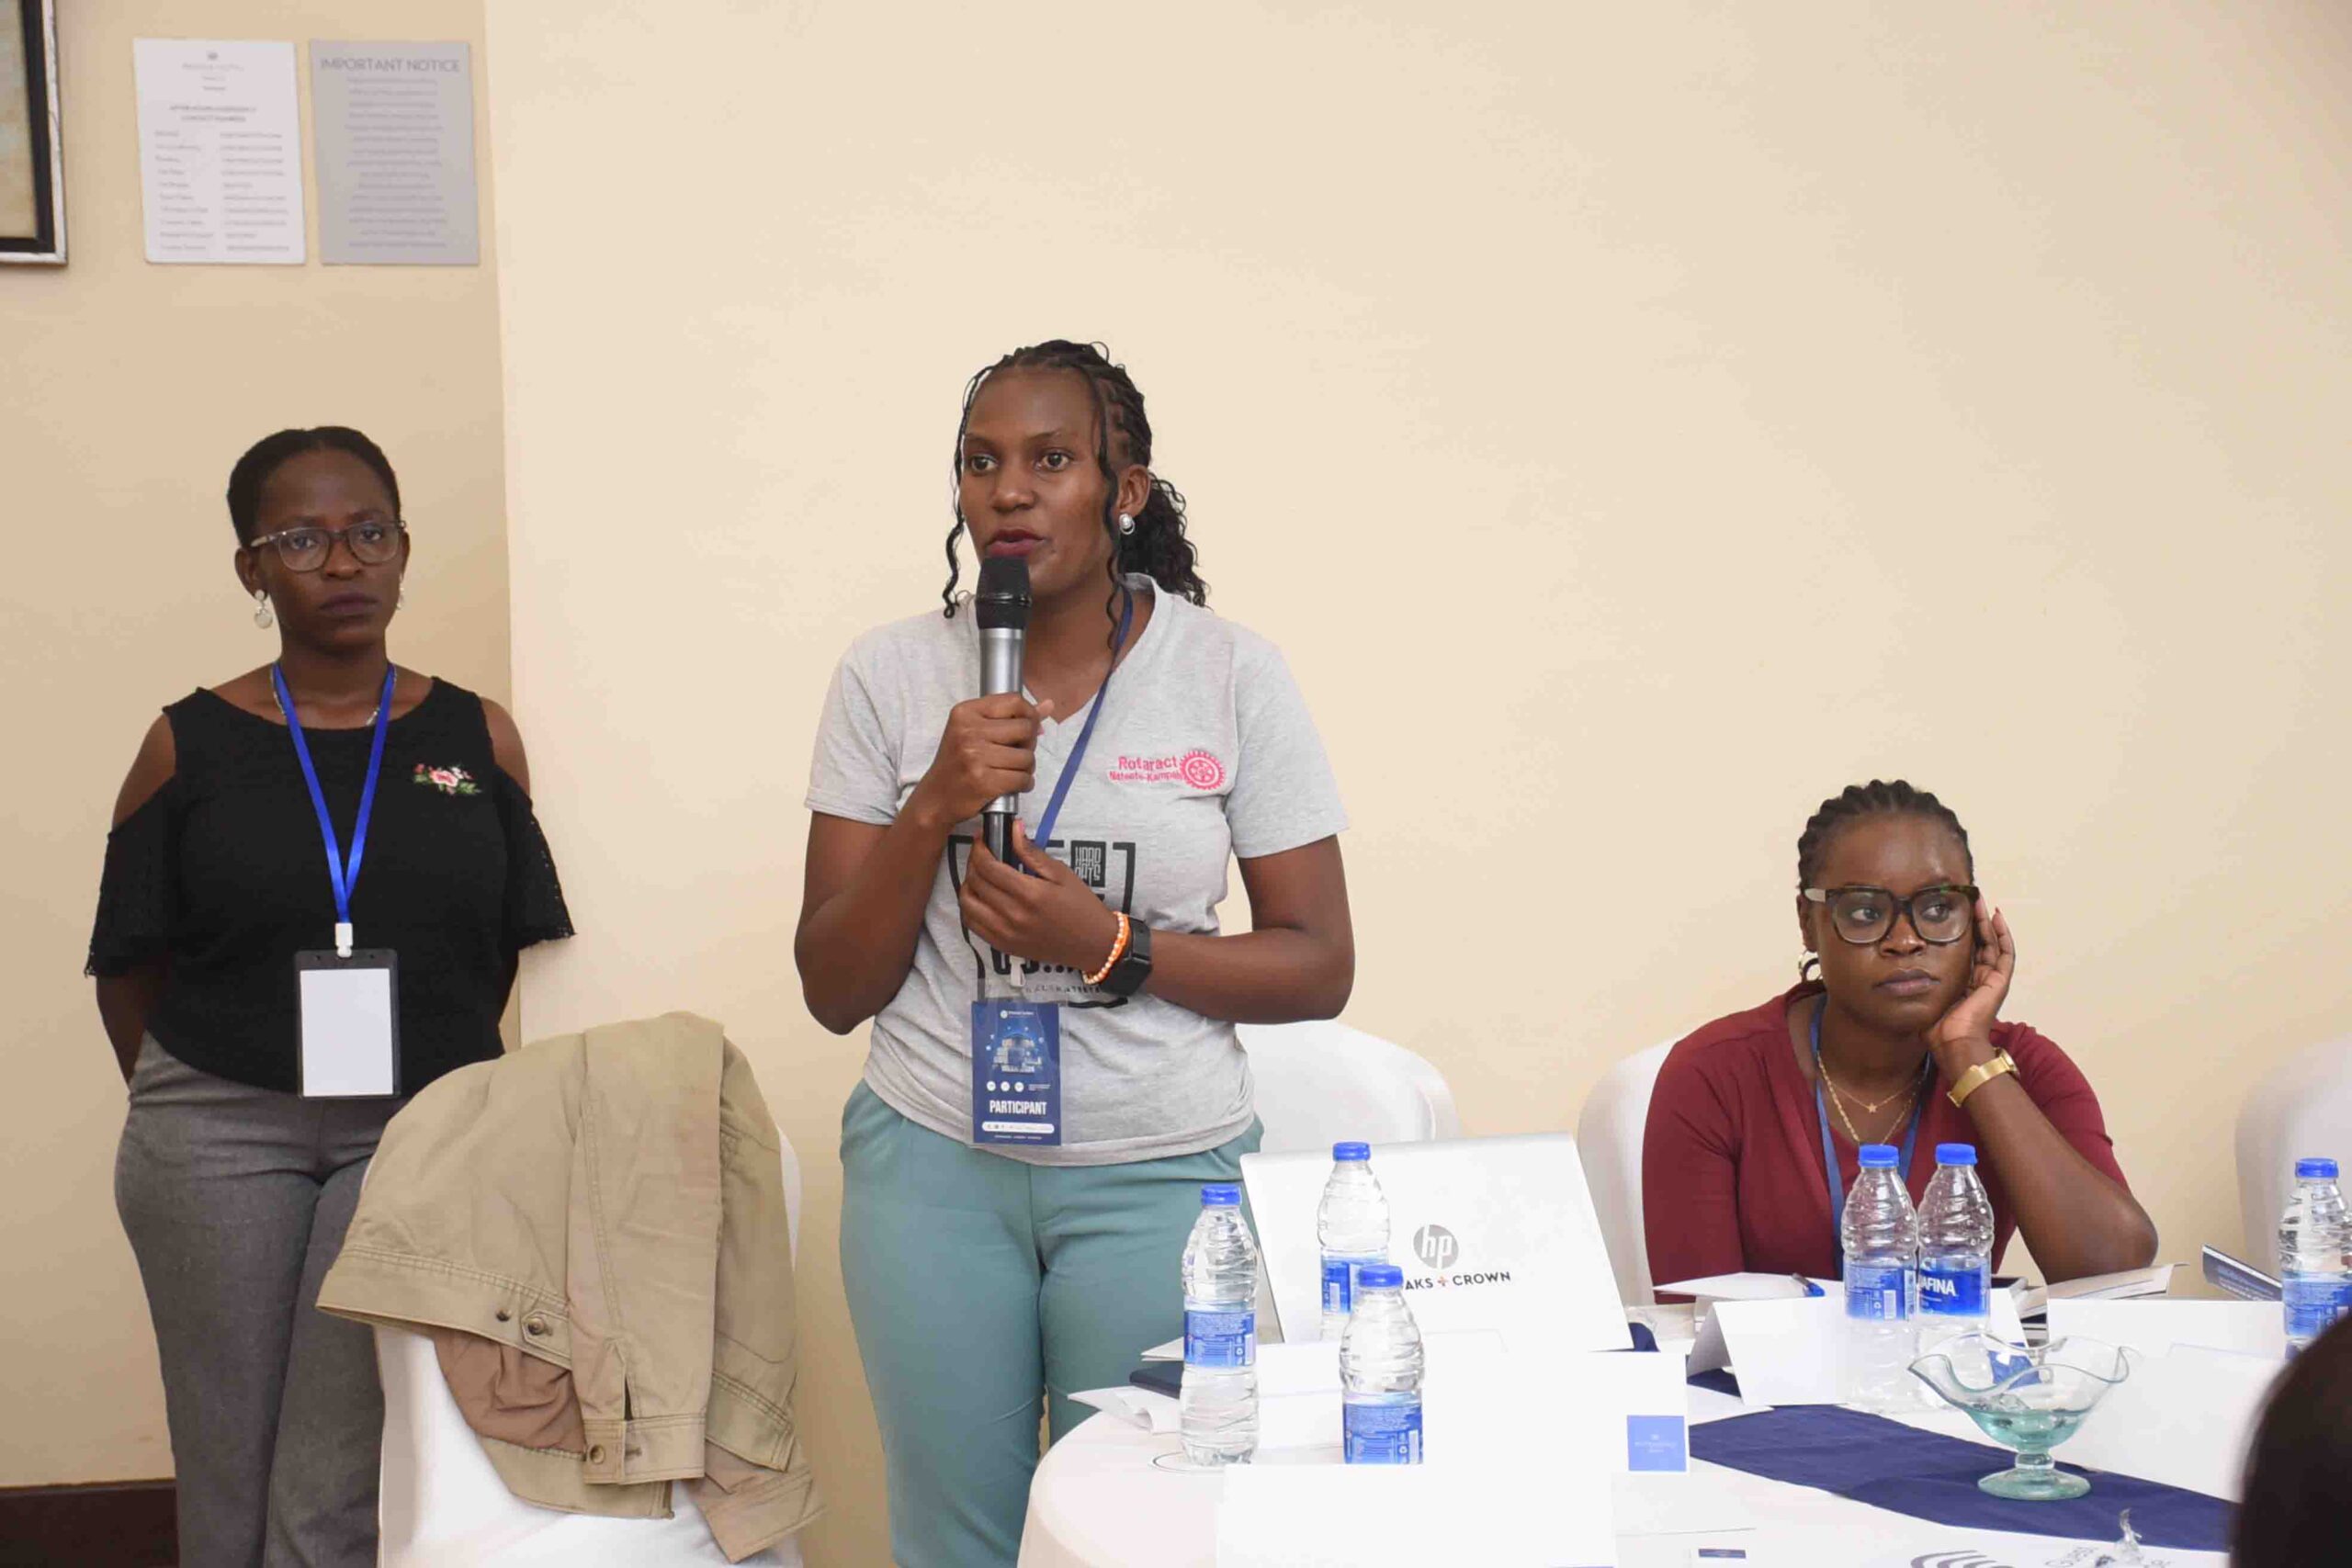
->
<box><xmin>806</xmin><ymin>581</ymin><xmax>1348</xmax><ymax>1166</ymax></box>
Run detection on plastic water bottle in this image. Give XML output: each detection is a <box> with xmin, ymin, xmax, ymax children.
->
<box><xmin>1840</xmin><ymin>1143</ymin><xmax>1919</xmax><ymax>1413</ymax></box>
<box><xmin>1916</xmin><ymin>1143</ymin><xmax>1996</xmax><ymax>1366</ymax></box>
<box><xmin>1317</xmin><ymin>1141</ymin><xmax>1390</xmax><ymax>1342</ymax></box>
<box><xmin>2278</xmin><ymin>1156</ymin><xmax>2350</xmax><ymax>1356</ymax></box>
<box><xmin>1180</xmin><ymin>1183</ymin><xmax>1260</xmax><ymax>1464</ymax></box>
<box><xmin>1340</xmin><ymin>1263</ymin><xmax>1424</xmax><ymax>1464</ymax></box>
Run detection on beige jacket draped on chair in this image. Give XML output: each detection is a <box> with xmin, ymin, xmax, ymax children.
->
<box><xmin>319</xmin><ymin>1012</ymin><xmax>820</xmax><ymax>1562</ymax></box>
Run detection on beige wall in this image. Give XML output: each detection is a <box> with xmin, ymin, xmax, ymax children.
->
<box><xmin>0</xmin><ymin>0</ymin><xmax>506</xmax><ymax>1487</ymax></box>
<box><xmin>490</xmin><ymin>3</ymin><xmax>2352</xmax><ymax>1558</ymax></box>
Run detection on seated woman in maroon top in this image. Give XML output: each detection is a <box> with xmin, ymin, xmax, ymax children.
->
<box><xmin>1643</xmin><ymin>780</ymin><xmax>2157</xmax><ymax>1291</ymax></box>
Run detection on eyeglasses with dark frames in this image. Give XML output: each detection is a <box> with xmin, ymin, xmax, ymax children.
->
<box><xmin>244</xmin><ymin>517</ymin><xmax>407</xmax><ymax>573</ymax></box>
<box><xmin>1803</xmin><ymin>883</ymin><xmax>1980</xmax><ymax>946</ymax></box>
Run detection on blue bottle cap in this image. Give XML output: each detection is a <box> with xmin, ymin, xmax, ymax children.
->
<box><xmin>2297</xmin><ymin>1157</ymin><xmax>2340</xmax><ymax>1181</ymax></box>
<box><xmin>1858</xmin><ymin>1144</ymin><xmax>1899</xmax><ymax>1169</ymax></box>
<box><xmin>1356</xmin><ymin>1264</ymin><xmax>1404</xmax><ymax>1289</ymax></box>
<box><xmin>1201</xmin><ymin>1184</ymin><xmax>1242</xmax><ymax>1206</ymax></box>
<box><xmin>1936</xmin><ymin>1144</ymin><xmax>1978</xmax><ymax>1167</ymax></box>
<box><xmin>1332</xmin><ymin>1141</ymin><xmax>1371</xmax><ymax>1161</ymax></box>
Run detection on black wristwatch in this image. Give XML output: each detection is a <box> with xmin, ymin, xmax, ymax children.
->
<box><xmin>1102</xmin><ymin>919</ymin><xmax>1154</xmax><ymax>998</ymax></box>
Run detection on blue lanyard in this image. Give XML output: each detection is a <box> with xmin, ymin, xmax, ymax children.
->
<box><xmin>1029</xmin><ymin>588</ymin><xmax>1134</xmax><ymax>854</ymax></box>
<box><xmin>272</xmin><ymin>663</ymin><xmax>395</xmax><ymax>958</ymax></box>
<box><xmin>1812</xmin><ymin>998</ymin><xmax>1925</xmax><ymax>1272</ymax></box>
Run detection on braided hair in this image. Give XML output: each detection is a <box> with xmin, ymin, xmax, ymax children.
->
<box><xmin>940</xmin><ymin>340</ymin><xmax>1207</xmax><ymax>634</ymax></box>
<box><xmin>1796</xmin><ymin>779</ymin><xmax>1974</xmax><ymax>888</ymax></box>
<box><xmin>227</xmin><ymin>426</ymin><xmax>401</xmax><ymax>543</ymax></box>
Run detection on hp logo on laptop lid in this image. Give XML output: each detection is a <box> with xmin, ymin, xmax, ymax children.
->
<box><xmin>1413</xmin><ymin>1223</ymin><xmax>1460</xmax><ymax>1271</ymax></box>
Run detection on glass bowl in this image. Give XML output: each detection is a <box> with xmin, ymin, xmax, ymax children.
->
<box><xmin>1908</xmin><ymin>1332</ymin><xmax>2135</xmax><ymax>1500</ymax></box>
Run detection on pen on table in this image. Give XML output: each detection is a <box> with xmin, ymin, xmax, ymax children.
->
<box><xmin>1792</xmin><ymin>1274</ymin><xmax>1826</xmax><ymax>1297</ymax></box>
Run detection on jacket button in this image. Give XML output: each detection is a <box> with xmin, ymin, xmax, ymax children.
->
<box><xmin>494</xmin><ymin>1308</ymin><xmax>512</xmax><ymax>1324</ymax></box>
<box><xmin>588</xmin><ymin>1445</ymin><xmax>605</xmax><ymax>1463</ymax></box>
<box><xmin>525</xmin><ymin>1314</ymin><xmax>548</xmax><ymax>1337</ymax></box>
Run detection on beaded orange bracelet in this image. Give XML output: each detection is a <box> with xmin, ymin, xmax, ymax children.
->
<box><xmin>1084</xmin><ymin>913</ymin><xmax>1132</xmax><ymax>987</ymax></box>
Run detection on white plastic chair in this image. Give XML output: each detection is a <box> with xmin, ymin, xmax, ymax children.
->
<box><xmin>371</xmin><ymin>1133</ymin><xmax>807</xmax><ymax>1566</ymax></box>
<box><xmin>1574</xmin><ymin>1041</ymin><xmax>1675</xmax><ymax>1306</ymax></box>
<box><xmin>2236</xmin><ymin>1035</ymin><xmax>2352</xmax><ymax>1269</ymax></box>
<box><xmin>1234</xmin><ymin>1020</ymin><xmax>1461</xmax><ymax>1343</ymax></box>
<box><xmin>1238</xmin><ymin>1019</ymin><xmax>1463</xmax><ymax>1153</ymax></box>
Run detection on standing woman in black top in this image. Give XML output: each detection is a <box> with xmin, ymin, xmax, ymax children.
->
<box><xmin>87</xmin><ymin>427</ymin><xmax>573</xmax><ymax>1568</ymax></box>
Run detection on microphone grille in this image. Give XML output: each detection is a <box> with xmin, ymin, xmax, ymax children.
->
<box><xmin>975</xmin><ymin>556</ymin><xmax>1032</xmax><ymax>630</ymax></box>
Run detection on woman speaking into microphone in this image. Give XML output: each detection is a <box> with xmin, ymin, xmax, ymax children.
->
<box><xmin>87</xmin><ymin>427</ymin><xmax>573</xmax><ymax>1566</ymax></box>
<box><xmin>797</xmin><ymin>341</ymin><xmax>1354</xmax><ymax>1566</ymax></box>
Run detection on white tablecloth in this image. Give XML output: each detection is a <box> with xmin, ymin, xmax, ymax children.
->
<box><xmin>1017</xmin><ymin>1413</ymin><xmax>2228</xmax><ymax>1568</ymax></box>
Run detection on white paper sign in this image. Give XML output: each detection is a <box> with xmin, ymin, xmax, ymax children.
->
<box><xmin>1568</xmin><ymin>1352</ymin><xmax>1693</xmax><ymax>1472</ymax></box>
<box><xmin>2046</xmin><ymin>1298</ymin><xmax>2286</xmax><ymax>1362</ymax></box>
<box><xmin>2060</xmin><ymin>1345</ymin><xmax>2280</xmax><ymax>1500</ymax></box>
<box><xmin>310</xmin><ymin>41</ymin><xmax>480</xmax><ymax>265</ymax></box>
<box><xmin>1711</xmin><ymin>1296</ymin><xmax>1848</xmax><ymax>1406</ymax></box>
<box><xmin>1711</xmin><ymin>1286</ymin><xmax>2030</xmax><ymax>1404</ymax></box>
<box><xmin>133</xmin><ymin>39</ymin><xmax>305</xmax><ymax>264</ymax></box>
<box><xmin>1656</xmin><ymin>1274</ymin><xmax>1829</xmax><ymax>1303</ymax></box>
<box><xmin>1216</xmin><ymin>1461</ymin><xmax>1614</xmax><ymax>1567</ymax></box>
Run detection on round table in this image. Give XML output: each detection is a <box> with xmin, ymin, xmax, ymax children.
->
<box><xmin>1015</xmin><ymin>1409</ymin><xmax>2212</xmax><ymax>1568</ymax></box>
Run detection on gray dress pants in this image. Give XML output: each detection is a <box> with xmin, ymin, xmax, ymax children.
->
<box><xmin>115</xmin><ymin>1038</ymin><xmax>401</xmax><ymax>1568</ymax></box>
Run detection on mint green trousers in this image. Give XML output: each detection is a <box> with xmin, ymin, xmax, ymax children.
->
<box><xmin>839</xmin><ymin>1082</ymin><xmax>1261</xmax><ymax>1568</ymax></box>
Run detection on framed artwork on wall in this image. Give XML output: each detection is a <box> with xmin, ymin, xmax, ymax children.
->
<box><xmin>1</xmin><ymin>0</ymin><xmax>63</xmax><ymax>265</ymax></box>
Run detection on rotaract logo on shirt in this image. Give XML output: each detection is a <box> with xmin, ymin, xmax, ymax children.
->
<box><xmin>1107</xmin><ymin>749</ymin><xmax>1227</xmax><ymax>790</ymax></box>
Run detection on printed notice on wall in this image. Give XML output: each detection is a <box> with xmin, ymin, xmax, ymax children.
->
<box><xmin>310</xmin><ymin>42</ymin><xmax>479</xmax><ymax>265</ymax></box>
<box><xmin>133</xmin><ymin>39</ymin><xmax>306</xmax><ymax>265</ymax></box>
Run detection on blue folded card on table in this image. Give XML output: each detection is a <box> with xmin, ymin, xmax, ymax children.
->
<box><xmin>1688</xmin><ymin>1402</ymin><xmax>2232</xmax><ymax>1551</ymax></box>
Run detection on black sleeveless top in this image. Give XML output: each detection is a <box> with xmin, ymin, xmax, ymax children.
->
<box><xmin>85</xmin><ymin>679</ymin><xmax>573</xmax><ymax>1093</ymax></box>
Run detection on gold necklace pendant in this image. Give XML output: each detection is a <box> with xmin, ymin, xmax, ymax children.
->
<box><xmin>1820</xmin><ymin>1066</ymin><xmax>1869</xmax><ymax>1145</ymax></box>
<box><xmin>1820</xmin><ymin>1060</ymin><xmax>1924</xmax><ymax>1147</ymax></box>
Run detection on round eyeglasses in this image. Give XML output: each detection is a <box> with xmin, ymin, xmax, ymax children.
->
<box><xmin>245</xmin><ymin>517</ymin><xmax>406</xmax><ymax>573</ymax></box>
<box><xmin>1803</xmin><ymin>884</ymin><xmax>1978</xmax><ymax>946</ymax></box>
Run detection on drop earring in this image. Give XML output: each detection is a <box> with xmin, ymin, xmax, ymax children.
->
<box><xmin>397</xmin><ymin>581</ymin><xmax>407</xmax><ymax>609</ymax></box>
<box><xmin>253</xmin><ymin>590</ymin><xmax>273</xmax><ymax>629</ymax></box>
<box><xmin>1117</xmin><ymin>513</ymin><xmax>1136</xmax><ymax>536</ymax></box>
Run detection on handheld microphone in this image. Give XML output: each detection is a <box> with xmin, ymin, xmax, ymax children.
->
<box><xmin>975</xmin><ymin>556</ymin><xmax>1031</xmax><ymax>864</ymax></box>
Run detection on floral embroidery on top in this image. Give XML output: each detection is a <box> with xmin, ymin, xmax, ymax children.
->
<box><xmin>413</xmin><ymin>763</ymin><xmax>481</xmax><ymax>796</ymax></box>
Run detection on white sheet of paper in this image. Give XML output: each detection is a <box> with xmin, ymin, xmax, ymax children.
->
<box><xmin>1255</xmin><ymin>1392</ymin><xmax>1341</xmax><ymax>1454</ymax></box>
<box><xmin>1216</xmin><ymin>1460</ymin><xmax>1615</xmax><ymax>1567</ymax></box>
<box><xmin>310</xmin><ymin>41</ymin><xmax>481</xmax><ymax>264</ymax></box>
<box><xmin>133</xmin><ymin>39</ymin><xmax>305</xmax><ymax>264</ymax></box>
<box><xmin>1611</xmin><ymin>1470</ymin><xmax>1756</xmax><ymax>1538</ymax></box>
<box><xmin>2046</xmin><ymin>1297</ymin><xmax>2286</xmax><ymax>1361</ymax></box>
<box><xmin>1677</xmin><ymin>1280</ymin><xmax>1833</xmax><ymax>1374</ymax></box>
<box><xmin>300</xmin><ymin>964</ymin><xmax>396</xmax><ymax>1096</ymax></box>
<box><xmin>1069</xmin><ymin>1386</ymin><xmax>1180</xmax><ymax>1435</ymax></box>
<box><xmin>2045</xmin><ymin>1262</ymin><xmax>2179</xmax><ymax>1301</ymax></box>
<box><xmin>1709</xmin><ymin>1280</ymin><xmax>2029</xmax><ymax>1398</ymax></box>
<box><xmin>1689</xmin><ymin>1311</ymin><xmax>1733</xmax><ymax>1376</ymax></box>
<box><xmin>1253</xmin><ymin>1339</ymin><xmax>1340</xmax><ymax>1397</ymax></box>
<box><xmin>1143</xmin><ymin>1336</ymin><xmax>1182</xmax><ymax>1361</ymax></box>
<box><xmin>2059</xmin><ymin>1344</ymin><xmax>2280</xmax><ymax>1500</ymax></box>
<box><xmin>1564</xmin><ymin>1352</ymin><xmax>1692</xmax><ymax>1472</ymax></box>
<box><xmin>1711</xmin><ymin>1296</ymin><xmax>1847</xmax><ymax>1405</ymax></box>
<box><xmin>1656</xmin><ymin>1274</ymin><xmax>1829</xmax><ymax>1303</ymax></box>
